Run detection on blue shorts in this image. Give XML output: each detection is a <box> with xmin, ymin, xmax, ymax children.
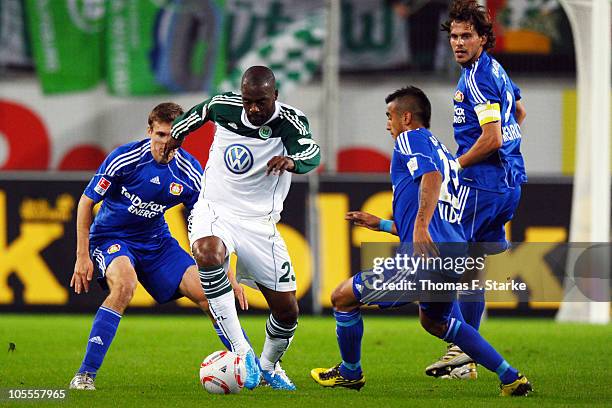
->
<box><xmin>459</xmin><ymin>185</ymin><xmax>521</xmax><ymax>254</ymax></box>
<box><xmin>352</xmin><ymin>264</ymin><xmax>460</xmax><ymax>323</ymax></box>
<box><xmin>90</xmin><ymin>235</ymin><xmax>195</xmax><ymax>304</ymax></box>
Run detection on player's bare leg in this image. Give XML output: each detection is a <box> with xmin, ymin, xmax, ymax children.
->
<box><xmin>256</xmin><ymin>285</ymin><xmax>298</xmax><ymax>390</ymax></box>
<box><xmin>70</xmin><ymin>256</ymin><xmax>137</xmax><ymax>390</ymax></box>
<box><xmin>179</xmin><ymin>265</ymin><xmax>213</xmax><ymax>318</ymax></box>
<box><xmin>191</xmin><ymin>237</ymin><xmax>260</xmax><ymax>389</ymax></box>
<box><xmin>311</xmin><ymin>277</ymin><xmax>366</xmax><ymax>391</ymax></box>
<box><xmin>102</xmin><ymin>257</ymin><xmax>138</xmax><ymax>313</ymax></box>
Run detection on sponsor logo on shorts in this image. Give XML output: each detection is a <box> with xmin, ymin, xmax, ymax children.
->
<box><xmin>169</xmin><ymin>182</ymin><xmax>183</xmax><ymax>196</ymax></box>
<box><xmin>224</xmin><ymin>144</ymin><xmax>253</xmax><ymax>174</ymax></box>
<box><xmin>107</xmin><ymin>244</ymin><xmax>121</xmax><ymax>254</ymax></box>
<box><xmin>94</xmin><ymin>177</ymin><xmax>111</xmax><ymax>196</ymax></box>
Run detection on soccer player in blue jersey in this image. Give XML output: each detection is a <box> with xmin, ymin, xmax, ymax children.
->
<box><xmin>425</xmin><ymin>0</ymin><xmax>528</xmax><ymax>379</ymax></box>
<box><xmin>310</xmin><ymin>86</ymin><xmax>531</xmax><ymax>396</ymax></box>
<box><xmin>68</xmin><ymin>103</ymin><xmax>248</xmax><ymax>390</ymax></box>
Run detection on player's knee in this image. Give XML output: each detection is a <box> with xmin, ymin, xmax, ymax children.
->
<box><xmin>331</xmin><ymin>287</ymin><xmax>347</xmax><ymax>308</ymax></box>
<box><xmin>111</xmin><ymin>279</ymin><xmax>137</xmax><ymax>305</ymax></box>
<box><xmin>419</xmin><ymin>313</ymin><xmax>447</xmax><ymax>339</ymax></box>
<box><xmin>331</xmin><ymin>285</ymin><xmax>355</xmax><ymax>311</ymax></box>
<box><xmin>192</xmin><ymin>239</ymin><xmax>225</xmax><ymax>267</ymax></box>
<box><xmin>273</xmin><ymin>303</ymin><xmax>299</xmax><ymax>325</ymax></box>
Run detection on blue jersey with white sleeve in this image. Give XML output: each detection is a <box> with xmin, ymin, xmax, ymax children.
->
<box><xmin>391</xmin><ymin>128</ymin><xmax>465</xmax><ymax>243</ymax></box>
<box><xmin>84</xmin><ymin>139</ymin><xmax>203</xmax><ymax>241</ymax></box>
<box><xmin>453</xmin><ymin>51</ymin><xmax>527</xmax><ymax>192</ymax></box>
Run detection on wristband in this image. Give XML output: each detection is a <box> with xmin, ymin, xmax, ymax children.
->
<box><xmin>379</xmin><ymin>219</ymin><xmax>393</xmax><ymax>233</ymax></box>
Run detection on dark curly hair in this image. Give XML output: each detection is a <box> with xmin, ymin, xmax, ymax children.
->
<box><xmin>441</xmin><ymin>0</ymin><xmax>496</xmax><ymax>50</ymax></box>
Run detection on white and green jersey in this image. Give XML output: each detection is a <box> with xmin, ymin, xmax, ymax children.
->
<box><xmin>171</xmin><ymin>92</ymin><xmax>320</xmax><ymax>221</ymax></box>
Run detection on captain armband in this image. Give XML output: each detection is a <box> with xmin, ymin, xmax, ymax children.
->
<box><xmin>474</xmin><ymin>102</ymin><xmax>501</xmax><ymax>126</ymax></box>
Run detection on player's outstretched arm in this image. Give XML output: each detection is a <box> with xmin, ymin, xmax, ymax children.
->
<box><xmin>413</xmin><ymin>172</ymin><xmax>441</xmax><ymax>257</ymax></box>
<box><xmin>70</xmin><ymin>195</ymin><xmax>95</xmax><ymax>294</ymax></box>
<box><xmin>345</xmin><ymin>211</ymin><xmax>398</xmax><ymax>235</ymax></box>
<box><xmin>165</xmin><ymin>99</ymin><xmax>213</xmax><ymax>158</ymax></box>
<box><xmin>457</xmin><ymin>120</ymin><xmax>503</xmax><ymax>169</ymax></box>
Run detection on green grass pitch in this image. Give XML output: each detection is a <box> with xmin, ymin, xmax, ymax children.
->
<box><xmin>1</xmin><ymin>314</ymin><xmax>611</xmax><ymax>407</ymax></box>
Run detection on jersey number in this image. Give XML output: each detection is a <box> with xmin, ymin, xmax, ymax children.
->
<box><xmin>504</xmin><ymin>90</ymin><xmax>513</xmax><ymax>122</ymax></box>
<box><xmin>437</xmin><ymin>149</ymin><xmax>460</xmax><ymax>208</ymax></box>
<box><xmin>279</xmin><ymin>261</ymin><xmax>296</xmax><ymax>283</ymax></box>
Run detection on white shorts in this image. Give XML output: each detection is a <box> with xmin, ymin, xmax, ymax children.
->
<box><xmin>188</xmin><ymin>200</ymin><xmax>296</xmax><ymax>292</ymax></box>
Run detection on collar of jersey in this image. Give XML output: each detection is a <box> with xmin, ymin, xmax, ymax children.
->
<box><xmin>406</xmin><ymin>127</ymin><xmax>427</xmax><ymax>135</ymax></box>
<box><xmin>466</xmin><ymin>50</ymin><xmax>490</xmax><ymax>71</ymax></box>
<box><xmin>240</xmin><ymin>101</ymin><xmax>281</xmax><ymax>129</ymax></box>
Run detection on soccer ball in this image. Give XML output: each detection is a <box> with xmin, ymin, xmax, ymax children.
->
<box><xmin>199</xmin><ymin>350</ymin><xmax>245</xmax><ymax>394</ymax></box>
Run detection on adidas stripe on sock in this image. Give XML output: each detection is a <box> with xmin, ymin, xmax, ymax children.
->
<box><xmin>260</xmin><ymin>314</ymin><xmax>297</xmax><ymax>371</ymax></box>
<box><xmin>198</xmin><ymin>265</ymin><xmax>232</xmax><ymax>299</ymax></box>
<box><xmin>199</xmin><ymin>265</ymin><xmax>250</xmax><ymax>355</ymax></box>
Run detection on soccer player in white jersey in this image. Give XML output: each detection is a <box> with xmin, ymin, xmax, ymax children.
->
<box><xmin>166</xmin><ymin>66</ymin><xmax>321</xmax><ymax>390</ymax></box>
<box><xmin>69</xmin><ymin>103</ymin><xmax>248</xmax><ymax>390</ymax></box>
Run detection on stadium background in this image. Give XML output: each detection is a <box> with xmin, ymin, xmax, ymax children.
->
<box><xmin>0</xmin><ymin>0</ymin><xmax>609</xmax><ymax>318</ymax></box>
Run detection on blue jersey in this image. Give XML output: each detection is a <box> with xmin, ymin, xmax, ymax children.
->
<box><xmin>84</xmin><ymin>139</ymin><xmax>203</xmax><ymax>240</ymax></box>
<box><xmin>391</xmin><ymin>128</ymin><xmax>465</xmax><ymax>243</ymax></box>
<box><xmin>453</xmin><ymin>51</ymin><xmax>527</xmax><ymax>192</ymax></box>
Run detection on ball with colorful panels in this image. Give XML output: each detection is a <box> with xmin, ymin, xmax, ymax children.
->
<box><xmin>199</xmin><ymin>350</ymin><xmax>245</xmax><ymax>394</ymax></box>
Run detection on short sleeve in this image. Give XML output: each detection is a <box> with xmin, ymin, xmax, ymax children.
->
<box><xmin>83</xmin><ymin>149</ymin><xmax>124</xmax><ymax>203</ymax></box>
<box><xmin>395</xmin><ymin>132</ymin><xmax>439</xmax><ymax>180</ymax></box>
<box><xmin>173</xmin><ymin>150</ymin><xmax>203</xmax><ymax>212</ymax></box>
<box><xmin>467</xmin><ymin>68</ymin><xmax>501</xmax><ymax>105</ymax></box>
<box><xmin>469</xmin><ymin>69</ymin><xmax>502</xmax><ymax>126</ymax></box>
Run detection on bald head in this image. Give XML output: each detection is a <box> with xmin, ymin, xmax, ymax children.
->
<box><xmin>241</xmin><ymin>66</ymin><xmax>278</xmax><ymax>126</ymax></box>
<box><xmin>241</xmin><ymin>65</ymin><xmax>276</xmax><ymax>89</ymax></box>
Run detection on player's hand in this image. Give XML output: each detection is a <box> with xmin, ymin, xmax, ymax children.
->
<box><xmin>266</xmin><ymin>156</ymin><xmax>295</xmax><ymax>176</ymax></box>
<box><xmin>227</xmin><ymin>268</ymin><xmax>247</xmax><ymax>310</ymax></box>
<box><xmin>232</xmin><ymin>281</ymin><xmax>248</xmax><ymax>311</ymax></box>
<box><xmin>162</xmin><ymin>137</ymin><xmax>182</xmax><ymax>161</ymax></box>
<box><xmin>70</xmin><ymin>254</ymin><xmax>94</xmax><ymax>294</ymax></box>
<box><xmin>412</xmin><ymin>225</ymin><xmax>440</xmax><ymax>258</ymax></box>
<box><xmin>345</xmin><ymin>211</ymin><xmax>382</xmax><ymax>231</ymax></box>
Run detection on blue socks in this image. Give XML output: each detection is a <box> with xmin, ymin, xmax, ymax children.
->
<box><xmin>78</xmin><ymin>306</ymin><xmax>122</xmax><ymax>376</ymax></box>
<box><xmin>458</xmin><ymin>289</ymin><xmax>485</xmax><ymax>330</ymax></box>
<box><xmin>335</xmin><ymin>309</ymin><xmax>363</xmax><ymax>380</ymax></box>
<box><xmin>214</xmin><ymin>323</ymin><xmax>251</xmax><ymax>351</ymax></box>
<box><xmin>444</xmin><ymin>317</ymin><xmax>519</xmax><ymax>384</ymax></box>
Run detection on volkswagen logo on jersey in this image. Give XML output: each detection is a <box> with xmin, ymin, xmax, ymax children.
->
<box><xmin>224</xmin><ymin>144</ymin><xmax>253</xmax><ymax>174</ymax></box>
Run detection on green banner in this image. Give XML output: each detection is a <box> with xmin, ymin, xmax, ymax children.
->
<box><xmin>25</xmin><ymin>0</ymin><xmax>104</xmax><ymax>93</ymax></box>
<box><xmin>106</xmin><ymin>0</ymin><xmax>227</xmax><ymax>96</ymax></box>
